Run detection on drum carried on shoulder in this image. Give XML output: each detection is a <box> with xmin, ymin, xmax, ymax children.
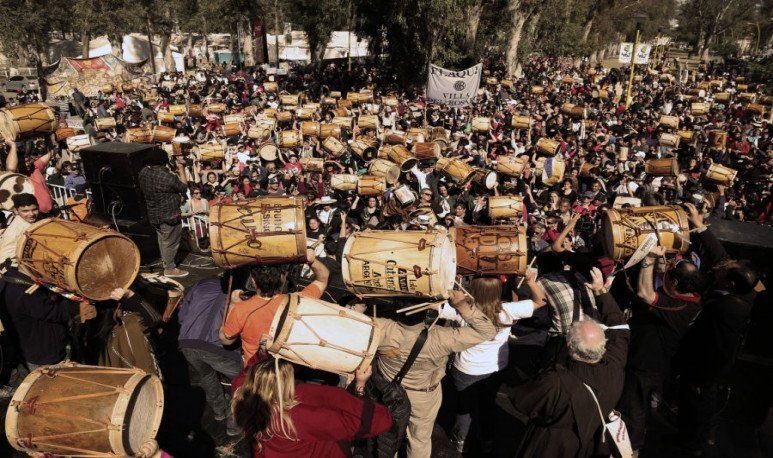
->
<box><xmin>602</xmin><ymin>205</ymin><xmax>690</xmax><ymax>261</ymax></box>
<box><xmin>0</xmin><ymin>103</ymin><xmax>57</xmax><ymax>139</ymax></box>
<box><xmin>209</xmin><ymin>196</ymin><xmax>307</xmax><ymax>268</ymax></box>
<box><xmin>488</xmin><ymin>196</ymin><xmax>524</xmax><ymax>221</ymax></box>
<box><xmin>267</xmin><ymin>294</ymin><xmax>382</xmax><ymax>374</ymax></box>
<box><xmin>453</xmin><ymin>225</ymin><xmax>528</xmax><ymax>275</ymax></box>
<box><xmin>341</xmin><ymin>229</ymin><xmax>456</xmax><ymax>299</ymax></box>
<box><xmin>5</xmin><ymin>363</ymin><xmax>163</xmax><ymax>457</ymax></box>
<box><xmin>16</xmin><ymin>218</ymin><xmax>140</xmax><ymax>301</ymax></box>
<box><xmin>704</xmin><ymin>163</ymin><xmax>737</xmax><ymax>185</ymax></box>
<box><xmin>645</xmin><ymin>157</ymin><xmax>679</xmax><ymax>176</ymax></box>
<box><xmin>435</xmin><ymin>157</ymin><xmax>475</xmax><ymax>184</ymax></box>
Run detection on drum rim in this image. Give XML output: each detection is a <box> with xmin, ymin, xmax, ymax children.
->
<box><xmin>110</xmin><ymin>371</ymin><xmax>164</xmax><ymax>456</ymax></box>
<box><xmin>4</xmin><ymin>365</ymin><xmax>44</xmax><ymax>453</ymax></box>
<box><xmin>0</xmin><ymin>173</ymin><xmax>33</xmax><ymax>211</ymax></box>
<box><xmin>454</xmin><ymin>225</ymin><xmax>527</xmax><ymax>275</ymax></box>
<box><xmin>75</xmin><ymin>233</ymin><xmax>141</xmax><ymax>301</ymax></box>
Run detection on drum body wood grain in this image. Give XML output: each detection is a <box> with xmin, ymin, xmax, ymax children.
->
<box><xmin>223</xmin><ymin>114</ymin><xmax>246</xmax><ymax>125</ymax></box>
<box><xmin>382</xmin><ymin>145</ymin><xmax>417</xmax><ymax>171</ymax></box>
<box><xmin>357</xmin><ymin>175</ymin><xmax>386</xmax><ymax>196</ymax></box>
<box><xmin>602</xmin><ymin>206</ymin><xmax>690</xmax><ymax>261</ymax></box>
<box><xmin>300</xmin><ymin>157</ymin><xmax>324</xmax><ymax>173</ymax></box>
<box><xmin>207</xmin><ymin>103</ymin><xmax>226</xmax><ymax>114</ymax></box>
<box><xmin>66</xmin><ymin>134</ymin><xmax>95</xmax><ymax>152</ymax></box>
<box><xmin>199</xmin><ymin>143</ymin><xmax>225</xmax><ymax>162</ymax></box>
<box><xmin>511</xmin><ymin>116</ymin><xmax>532</xmax><ymax>130</ymax></box>
<box><xmin>496</xmin><ymin>155</ymin><xmax>526</xmax><ymax>177</ymax></box>
<box><xmin>221</xmin><ymin>122</ymin><xmax>241</xmax><ymax>137</ymax></box>
<box><xmin>453</xmin><ymin>225</ymin><xmax>528</xmax><ymax>275</ymax></box>
<box><xmin>267</xmin><ymin>294</ymin><xmax>382</xmax><ymax>374</ymax></box>
<box><xmin>209</xmin><ymin>196</ymin><xmax>307</xmax><ymax>268</ymax></box>
<box><xmin>320</xmin><ymin>123</ymin><xmax>341</xmax><ymax>140</ymax></box>
<box><xmin>168</xmin><ymin>104</ymin><xmax>186</xmax><ymax>116</ymax></box>
<box><xmin>472</xmin><ymin>117</ymin><xmax>491</xmax><ymax>132</ymax></box>
<box><xmin>55</xmin><ymin>127</ymin><xmax>77</xmax><ymax>142</ymax></box>
<box><xmin>0</xmin><ymin>173</ymin><xmax>34</xmax><ymax>211</ymax></box>
<box><xmin>645</xmin><ymin>157</ymin><xmax>679</xmax><ymax>176</ymax></box>
<box><xmin>536</xmin><ymin>137</ymin><xmax>560</xmax><ymax>156</ymax></box>
<box><xmin>94</xmin><ymin>117</ymin><xmax>117</xmax><ymax>131</ymax></box>
<box><xmin>125</xmin><ymin>128</ymin><xmax>152</xmax><ymax>143</ymax></box>
<box><xmin>350</xmin><ymin>139</ymin><xmax>377</xmax><ymax>161</ymax></box>
<box><xmin>151</xmin><ymin>125</ymin><xmax>176</xmax><ymax>143</ymax></box>
<box><xmin>406</xmin><ymin>128</ymin><xmax>429</xmax><ymax>143</ymax></box>
<box><xmin>705</xmin><ymin>163</ymin><xmax>737</xmax><ymax>185</ymax></box>
<box><xmin>658</xmin><ymin>133</ymin><xmax>680</xmax><ymax>148</ymax></box>
<box><xmin>358</xmin><ymin>115</ymin><xmax>379</xmax><ymax>130</ymax></box>
<box><xmin>278</xmin><ymin>130</ymin><xmax>301</xmax><ymax>148</ymax></box>
<box><xmin>383</xmin><ymin>131</ymin><xmax>406</xmax><ymax>145</ymax></box>
<box><xmin>5</xmin><ymin>363</ymin><xmax>163</xmax><ymax>457</ymax></box>
<box><xmin>435</xmin><ymin>157</ymin><xmax>474</xmax><ymax>184</ymax></box>
<box><xmin>16</xmin><ymin>218</ymin><xmax>140</xmax><ymax>301</ymax></box>
<box><xmin>659</xmin><ymin>115</ymin><xmax>679</xmax><ymax>130</ymax></box>
<box><xmin>368</xmin><ymin>159</ymin><xmax>401</xmax><ymax>184</ymax></box>
<box><xmin>301</xmin><ymin>121</ymin><xmax>320</xmax><ymax>138</ymax></box>
<box><xmin>709</xmin><ymin>130</ymin><xmax>727</xmax><ymax>150</ymax></box>
<box><xmin>322</xmin><ymin>136</ymin><xmax>347</xmax><ymax>157</ymax></box>
<box><xmin>413</xmin><ymin>142</ymin><xmax>441</xmax><ymax>161</ymax></box>
<box><xmin>330</xmin><ymin>174</ymin><xmax>359</xmax><ymax>191</ymax></box>
<box><xmin>248</xmin><ymin>124</ymin><xmax>273</xmax><ymax>141</ymax></box>
<box><xmin>488</xmin><ymin>196</ymin><xmax>523</xmax><ymax>220</ymax></box>
<box><xmin>332</xmin><ymin>116</ymin><xmax>353</xmax><ymax>131</ymax></box>
<box><xmin>341</xmin><ymin>229</ymin><xmax>456</xmax><ymax>299</ymax></box>
<box><xmin>0</xmin><ymin>103</ymin><xmax>57</xmax><ymax>139</ymax></box>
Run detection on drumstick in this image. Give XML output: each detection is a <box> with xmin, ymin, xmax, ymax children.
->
<box><xmin>454</xmin><ymin>279</ymin><xmax>473</xmax><ymax>299</ymax></box>
<box><xmin>516</xmin><ymin>256</ymin><xmax>537</xmax><ymax>289</ymax></box>
<box><xmin>396</xmin><ymin>301</ymin><xmax>433</xmax><ymax>314</ymax></box>
<box><xmin>221</xmin><ymin>275</ymin><xmax>234</xmax><ymax>327</ymax></box>
<box><xmin>397</xmin><ymin>300</ymin><xmax>444</xmax><ymax>314</ymax></box>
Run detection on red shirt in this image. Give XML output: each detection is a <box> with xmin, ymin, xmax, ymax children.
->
<box><xmin>253</xmin><ymin>384</ymin><xmax>392</xmax><ymax>458</ymax></box>
<box><xmin>32</xmin><ymin>158</ymin><xmax>53</xmax><ymax>213</ymax></box>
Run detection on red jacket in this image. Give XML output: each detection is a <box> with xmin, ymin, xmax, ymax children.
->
<box><xmin>233</xmin><ymin>353</ymin><xmax>393</xmax><ymax>458</ymax></box>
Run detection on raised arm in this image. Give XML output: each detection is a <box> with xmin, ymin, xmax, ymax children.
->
<box><xmin>551</xmin><ymin>212</ymin><xmax>580</xmax><ymax>253</ymax></box>
<box><xmin>636</xmin><ymin>245</ymin><xmax>665</xmax><ymax>305</ymax></box>
<box><xmin>434</xmin><ymin>290</ymin><xmax>497</xmax><ymax>354</ymax></box>
<box><xmin>4</xmin><ymin>136</ymin><xmax>18</xmax><ymax>172</ymax></box>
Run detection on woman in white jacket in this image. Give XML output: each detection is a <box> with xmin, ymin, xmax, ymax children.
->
<box><xmin>439</xmin><ymin>270</ymin><xmax>546</xmax><ymax>452</ymax></box>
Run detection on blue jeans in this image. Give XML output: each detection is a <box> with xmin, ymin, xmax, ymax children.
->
<box><xmin>451</xmin><ymin>366</ymin><xmax>495</xmax><ymax>444</ymax></box>
<box><xmin>180</xmin><ymin>347</ymin><xmax>241</xmax><ymax>419</ymax></box>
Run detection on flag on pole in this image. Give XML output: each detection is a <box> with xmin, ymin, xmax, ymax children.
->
<box><xmin>619</xmin><ymin>42</ymin><xmax>652</xmax><ymax>64</ymax></box>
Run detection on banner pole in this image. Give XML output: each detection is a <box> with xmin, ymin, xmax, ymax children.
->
<box><xmin>624</xmin><ymin>27</ymin><xmax>641</xmax><ymax>110</ymax></box>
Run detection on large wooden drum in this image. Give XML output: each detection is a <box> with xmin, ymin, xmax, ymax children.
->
<box><xmin>453</xmin><ymin>225</ymin><xmax>528</xmax><ymax>275</ymax></box>
<box><xmin>248</xmin><ymin>124</ymin><xmax>273</xmax><ymax>141</ymax></box>
<box><xmin>66</xmin><ymin>134</ymin><xmax>95</xmax><ymax>152</ymax></box>
<box><xmin>357</xmin><ymin>175</ymin><xmax>386</xmax><ymax>196</ymax></box>
<box><xmin>16</xmin><ymin>218</ymin><xmax>140</xmax><ymax>301</ymax></box>
<box><xmin>320</xmin><ymin>123</ymin><xmax>341</xmax><ymax>139</ymax></box>
<box><xmin>198</xmin><ymin>143</ymin><xmax>225</xmax><ymax>162</ymax></box>
<box><xmin>221</xmin><ymin>122</ymin><xmax>241</xmax><ymax>137</ymax></box>
<box><xmin>322</xmin><ymin>136</ymin><xmax>347</xmax><ymax>157</ymax></box>
<box><xmin>488</xmin><ymin>196</ymin><xmax>524</xmax><ymax>220</ymax></box>
<box><xmin>659</xmin><ymin>133</ymin><xmax>681</xmax><ymax>148</ymax></box>
<box><xmin>0</xmin><ymin>103</ymin><xmax>57</xmax><ymax>139</ymax></box>
<box><xmin>406</xmin><ymin>128</ymin><xmax>429</xmax><ymax>143</ymax></box>
<box><xmin>511</xmin><ymin>116</ymin><xmax>532</xmax><ymax>130</ymax></box>
<box><xmin>125</xmin><ymin>127</ymin><xmax>153</xmax><ymax>143</ymax></box>
<box><xmin>55</xmin><ymin>127</ymin><xmax>78</xmax><ymax>142</ymax></box>
<box><xmin>330</xmin><ymin>174</ymin><xmax>359</xmax><ymax>192</ymax></box>
<box><xmin>470</xmin><ymin>168</ymin><xmax>498</xmax><ymax>189</ymax></box>
<box><xmin>341</xmin><ymin>229</ymin><xmax>456</xmax><ymax>299</ymax></box>
<box><xmin>332</xmin><ymin>116</ymin><xmax>354</xmax><ymax>131</ymax></box>
<box><xmin>301</xmin><ymin>121</ymin><xmax>320</xmax><ymax>138</ymax></box>
<box><xmin>659</xmin><ymin>115</ymin><xmax>679</xmax><ymax>130</ymax></box>
<box><xmin>168</xmin><ymin>104</ymin><xmax>186</xmax><ymax>116</ymax></box>
<box><xmin>704</xmin><ymin>163</ymin><xmax>737</xmax><ymax>185</ymax></box>
<box><xmin>677</xmin><ymin>130</ymin><xmax>695</xmax><ymax>144</ymax></box>
<box><xmin>538</xmin><ymin>156</ymin><xmax>566</xmax><ymax>186</ymax></box>
<box><xmin>151</xmin><ymin>125</ymin><xmax>176</xmax><ymax>143</ymax></box>
<box><xmin>536</xmin><ymin>137</ymin><xmax>560</xmax><ymax>156</ymax></box>
<box><xmin>276</xmin><ymin>111</ymin><xmax>293</xmax><ymax>123</ymax></box>
<box><xmin>267</xmin><ymin>294</ymin><xmax>382</xmax><ymax>374</ymax></box>
<box><xmin>472</xmin><ymin>117</ymin><xmax>491</xmax><ymax>132</ymax></box>
<box><xmin>94</xmin><ymin>117</ymin><xmax>117</xmax><ymax>131</ymax></box>
<box><xmin>383</xmin><ymin>130</ymin><xmax>406</xmax><ymax>145</ymax></box>
<box><xmin>714</xmin><ymin>92</ymin><xmax>731</xmax><ymax>103</ymax></box>
<box><xmin>5</xmin><ymin>363</ymin><xmax>163</xmax><ymax>457</ymax></box>
<box><xmin>157</xmin><ymin>111</ymin><xmax>175</xmax><ymax>124</ymax></box>
<box><xmin>209</xmin><ymin>196</ymin><xmax>307</xmax><ymax>268</ymax></box>
<box><xmin>207</xmin><ymin>103</ymin><xmax>226</xmax><ymax>114</ymax></box>
<box><xmin>496</xmin><ymin>155</ymin><xmax>526</xmax><ymax>177</ymax></box>
<box><xmin>358</xmin><ymin>115</ymin><xmax>379</xmax><ymax>131</ymax></box>
<box><xmin>413</xmin><ymin>142</ymin><xmax>441</xmax><ymax>161</ymax></box>
<box><xmin>223</xmin><ymin>114</ymin><xmax>246</xmax><ymax>125</ymax></box>
<box><xmin>295</xmin><ymin>108</ymin><xmax>315</xmax><ymax>121</ymax></box>
<box><xmin>368</xmin><ymin>159</ymin><xmax>401</xmax><ymax>185</ymax></box>
<box><xmin>280</xmin><ymin>93</ymin><xmax>301</xmax><ymax>106</ymax></box>
<box><xmin>602</xmin><ymin>206</ymin><xmax>690</xmax><ymax>261</ymax></box>
<box><xmin>709</xmin><ymin>130</ymin><xmax>727</xmax><ymax>150</ymax></box>
<box><xmin>350</xmin><ymin>139</ymin><xmax>377</xmax><ymax>161</ymax></box>
<box><xmin>435</xmin><ymin>157</ymin><xmax>474</xmax><ymax>184</ymax></box>
<box><xmin>691</xmin><ymin>102</ymin><xmax>710</xmax><ymax>115</ymax></box>
<box><xmin>278</xmin><ymin>130</ymin><xmax>301</xmax><ymax>148</ymax></box>
<box><xmin>645</xmin><ymin>157</ymin><xmax>679</xmax><ymax>176</ymax></box>
<box><xmin>382</xmin><ymin>145</ymin><xmax>417</xmax><ymax>171</ymax></box>
<box><xmin>0</xmin><ymin>172</ymin><xmax>34</xmax><ymax>211</ymax></box>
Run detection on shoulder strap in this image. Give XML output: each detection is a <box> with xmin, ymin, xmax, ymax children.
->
<box><xmin>583</xmin><ymin>383</ymin><xmax>608</xmax><ymax>443</ymax></box>
<box><xmin>393</xmin><ymin>325</ymin><xmax>430</xmax><ymax>384</ymax></box>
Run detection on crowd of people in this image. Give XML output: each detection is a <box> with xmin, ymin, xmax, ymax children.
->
<box><xmin>0</xmin><ymin>50</ymin><xmax>770</xmax><ymax>458</ymax></box>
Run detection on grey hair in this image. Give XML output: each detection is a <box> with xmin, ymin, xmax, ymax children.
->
<box><xmin>566</xmin><ymin>319</ymin><xmax>607</xmax><ymax>364</ymax></box>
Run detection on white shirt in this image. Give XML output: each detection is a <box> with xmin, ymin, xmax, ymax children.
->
<box><xmin>439</xmin><ymin>300</ymin><xmax>534</xmax><ymax>375</ymax></box>
<box><xmin>0</xmin><ymin>215</ymin><xmax>31</xmax><ymax>268</ymax></box>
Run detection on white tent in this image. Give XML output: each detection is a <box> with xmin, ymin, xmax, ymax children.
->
<box><xmin>78</xmin><ymin>34</ymin><xmax>184</xmax><ymax>72</ymax></box>
<box><xmin>266</xmin><ymin>31</ymin><xmax>369</xmax><ymax>63</ymax></box>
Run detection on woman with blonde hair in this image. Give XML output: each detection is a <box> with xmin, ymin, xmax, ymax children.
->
<box><xmin>439</xmin><ymin>271</ymin><xmax>546</xmax><ymax>452</ymax></box>
<box><xmin>231</xmin><ymin>356</ymin><xmax>393</xmax><ymax>457</ymax></box>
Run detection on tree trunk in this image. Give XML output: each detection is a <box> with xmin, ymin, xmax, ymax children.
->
<box><xmin>161</xmin><ymin>34</ymin><xmax>175</xmax><ymax>72</ymax></box>
<box><xmin>505</xmin><ymin>0</ymin><xmax>527</xmax><ymax>77</ymax></box>
<box><xmin>81</xmin><ymin>30</ymin><xmax>90</xmax><ymax>58</ymax></box>
<box><xmin>146</xmin><ymin>19</ymin><xmax>157</xmax><ymax>76</ymax></box>
<box><xmin>465</xmin><ymin>0</ymin><xmax>484</xmax><ymax>55</ymax></box>
<box><xmin>242</xmin><ymin>19</ymin><xmax>256</xmax><ymax>67</ymax></box>
<box><xmin>582</xmin><ymin>17</ymin><xmax>594</xmax><ymax>43</ymax></box>
<box><xmin>110</xmin><ymin>35</ymin><xmax>122</xmax><ymax>59</ymax></box>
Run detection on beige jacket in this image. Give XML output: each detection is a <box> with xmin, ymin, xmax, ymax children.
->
<box><xmin>375</xmin><ymin>305</ymin><xmax>497</xmax><ymax>390</ymax></box>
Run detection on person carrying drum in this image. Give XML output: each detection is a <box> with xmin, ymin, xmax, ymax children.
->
<box><xmin>219</xmin><ymin>248</ymin><xmax>329</xmax><ymax>364</ymax></box>
<box><xmin>0</xmin><ymin>193</ymin><xmax>40</xmax><ymax>272</ymax></box>
<box><xmin>372</xmin><ymin>290</ymin><xmax>497</xmax><ymax>458</ymax></box>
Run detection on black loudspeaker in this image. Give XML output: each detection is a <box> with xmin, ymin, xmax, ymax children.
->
<box><xmin>80</xmin><ymin>142</ymin><xmax>166</xmax><ymax>221</ymax></box>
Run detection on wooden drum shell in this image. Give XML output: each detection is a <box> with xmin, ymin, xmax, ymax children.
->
<box><xmin>453</xmin><ymin>225</ymin><xmax>528</xmax><ymax>275</ymax></box>
<box><xmin>704</xmin><ymin>163</ymin><xmax>737</xmax><ymax>185</ymax></box>
<box><xmin>602</xmin><ymin>206</ymin><xmax>690</xmax><ymax>261</ymax></box>
<box><xmin>209</xmin><ymin>196</ymin><xmax>307</xmax><ymax>268</ymax></box>
<box><xmin>488</xmin><ymin>196</ymin><xmax>524</xmax><ymax>220</ymax></box>
<box><xmin>341</xmin><ymin>229</ymin><xmax>456</xmax><ymax>299</ymax></box>
<box><xmin>5</xmin><ymin>363</ymin><xmax>163</xmax><ymax>457</ymax></box>
<box><xmin>16</xmin><ymin>218</ymin><xmax>140</xmax><ymax>301</ymax></box>
<box><xmin>0</xmin><ymin>103</ymin><xmax>57</xmax><ymax>139</ymax></box>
